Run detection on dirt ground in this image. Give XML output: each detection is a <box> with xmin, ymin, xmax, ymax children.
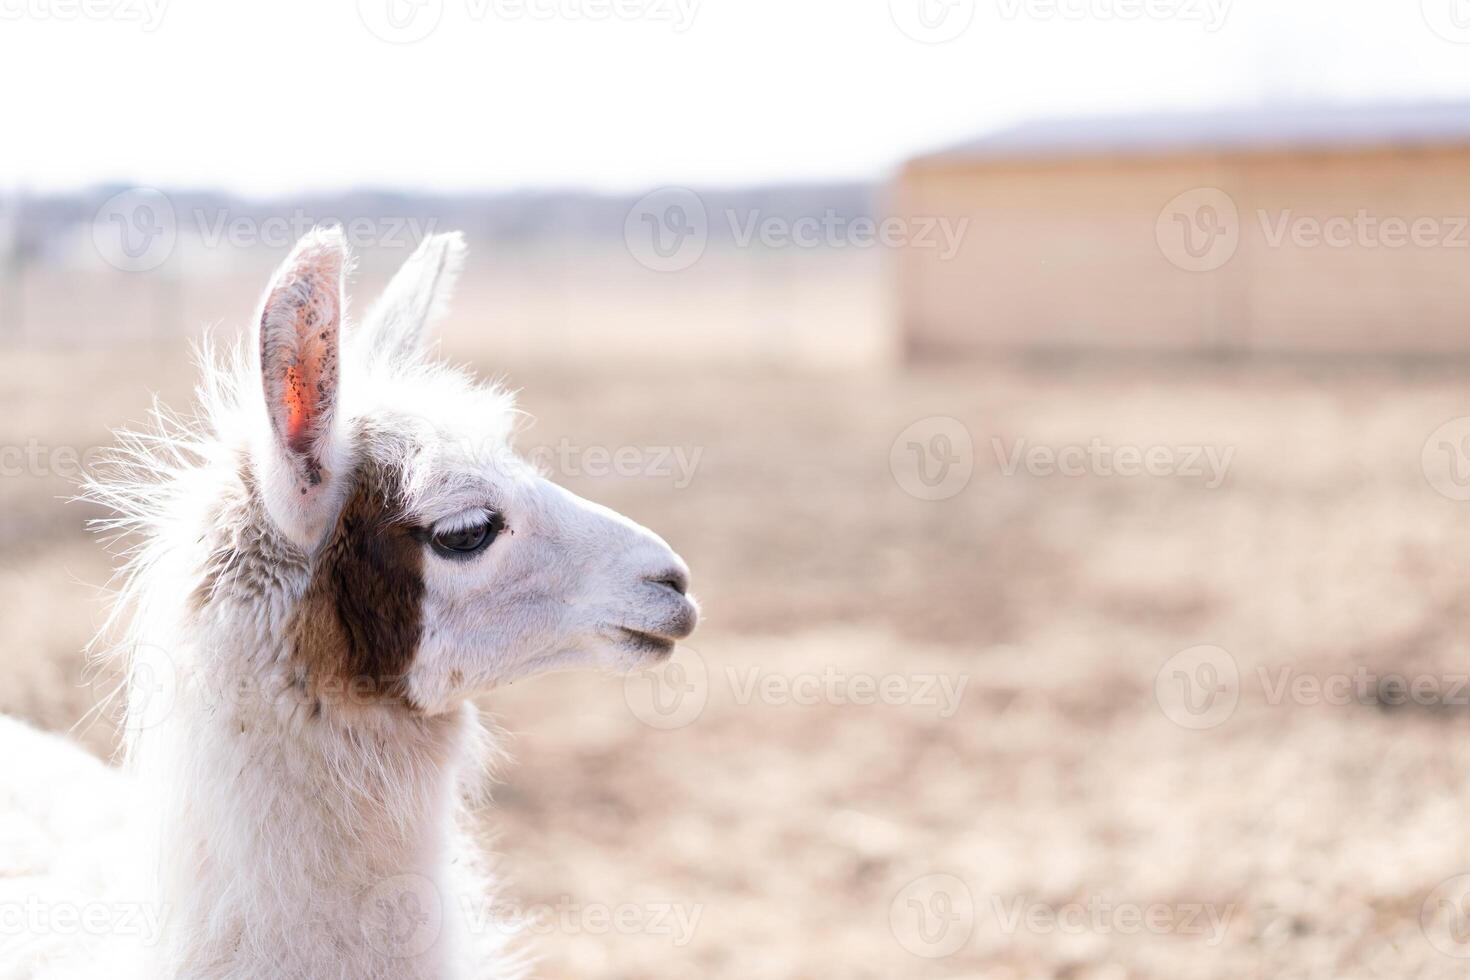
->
<box><xmin>10</xmin><ymin>288</ymin><xmax>1470</xmax><ymax>978</ymax></box>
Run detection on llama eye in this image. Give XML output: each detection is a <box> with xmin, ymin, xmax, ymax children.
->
<box><xmin>429</xmin><ymin>513</ymin><xmax>505</xmax><ymax>559</ymax></box>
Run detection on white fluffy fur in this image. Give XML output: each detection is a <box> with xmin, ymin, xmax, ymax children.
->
<box><xmin>0</xmin><ymin>230</ymin><xmax>697</xmax><ymax>979</ymax></box>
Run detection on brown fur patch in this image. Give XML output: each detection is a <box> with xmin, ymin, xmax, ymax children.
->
<box><xmin>289</xmin><ymin>459</ymin><xmax>425</xmax><ymax>706</ymax></box>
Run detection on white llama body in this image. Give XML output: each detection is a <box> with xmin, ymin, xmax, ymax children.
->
<box><xmin>0</xmin><ymin>229</ymin><xmax>698</xmax><ymax>979</ymax></box>
<box><xmin>0</xmin><ymin>717</ymin><xmax>137</xmax><ymax>980</ymax></box>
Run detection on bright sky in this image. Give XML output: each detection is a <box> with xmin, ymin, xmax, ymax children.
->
<box><xmin>3</xmin><ymin>0</ymin><xmax>1470</xmax><ymax>194</ymax></box>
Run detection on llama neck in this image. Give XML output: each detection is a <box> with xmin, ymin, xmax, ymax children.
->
<box><xmin>115</xmin><ymin>471</ymin><xmax>509</xmax><ymax>977</ymax></box>
<box><xmin>138</xmin><ymin>644</ymin><xmax>478</xmax><ymax>977</ymax></box>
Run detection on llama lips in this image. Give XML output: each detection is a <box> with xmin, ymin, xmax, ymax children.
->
<box><xmin>616</xmin><ymin>627</ymin><xmax>680</xmax><ymax>658</ymax></box>
<box><xmin>617</xmin><ymin>582</ymin><xmax>699</xmax><ymax>657</ymax></box>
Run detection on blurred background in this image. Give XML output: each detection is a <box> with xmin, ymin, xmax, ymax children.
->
<box><xmin>7</xmin><ymin>1</ymin><xmax>1470</xmax><ymax>977</ymax></box>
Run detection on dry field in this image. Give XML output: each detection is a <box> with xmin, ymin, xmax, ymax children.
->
<box><xmin>9</xmin><ymin>252</ymin><xmax>1470</xmax><ymax>978</ymax></box>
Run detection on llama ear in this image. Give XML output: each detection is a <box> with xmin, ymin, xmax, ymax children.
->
<box><xmin>360</xmin><ymin>232</ymin><xmax>466</xmax><ymax>364</ymax></box>
<box><xmin>255</xmin><ymin>227</ymin><xmax>350</xmax><ymax>548</ymax></box>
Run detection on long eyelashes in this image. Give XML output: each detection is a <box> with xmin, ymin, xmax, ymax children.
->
<box><xmin>417</xmin><ymin>511</ymin><xmax>508</xmax><ymax>560</ymax></box>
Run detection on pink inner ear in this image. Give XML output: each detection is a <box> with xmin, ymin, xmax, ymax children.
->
<box><xmin>283</xmin><ymin>360</ymin><xmax>317</xmax><ymax>456</ymax></box>
<box><xmin>263</xmin><ymin>260</ymin><xmax>340</xmax><ymax>465</ymax></box>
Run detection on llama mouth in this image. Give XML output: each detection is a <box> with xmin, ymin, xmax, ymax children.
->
<box><xmin>616</xmin><ymin>627</ymin><xmax>678</xmax><ymax>659</ymax></box>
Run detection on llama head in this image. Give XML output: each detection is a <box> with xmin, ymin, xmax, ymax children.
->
<box><xmin>246</xmin><ymin>227</ymin><xmax>697</xmax><ymax>714</ymax></box>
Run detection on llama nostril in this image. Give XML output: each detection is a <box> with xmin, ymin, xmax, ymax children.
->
<box><xmin>648</xmin><ymin>569</ymin><xmax>689</xmax><ymax>596</ymax></box>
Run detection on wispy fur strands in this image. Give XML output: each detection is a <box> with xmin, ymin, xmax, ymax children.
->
<box><xmin>8</xmin><ymin>229</ymin><xmax>696</xmax><ymax>980</ymax></box>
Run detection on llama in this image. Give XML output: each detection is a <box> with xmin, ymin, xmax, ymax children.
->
<box><xmin>0</xmin><ymin>228</ymin><xmax>698</xmax><ymax>979</ymax></box>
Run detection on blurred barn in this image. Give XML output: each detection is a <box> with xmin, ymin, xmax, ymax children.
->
<box><xmin>892</xmin><ymin>103</ymin><xmax>1470</xmax><ymax>359</ymax></box>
